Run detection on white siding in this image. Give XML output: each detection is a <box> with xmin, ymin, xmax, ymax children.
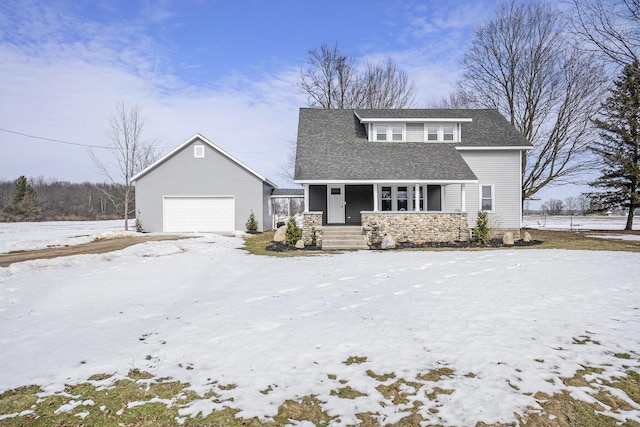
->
<box><xmin>406</xmin><ymin>123</ymin><xmax>424</xmax><ymax>142</ymax></box>
<box><xmin>460</xmin><ymin>150</ymin><xmax>522</xmax><ymax>229</ymax></box>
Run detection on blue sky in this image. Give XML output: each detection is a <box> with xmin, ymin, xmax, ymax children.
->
<box><xmin>0</xmin><ymin>0</ymin><xmax>578</xmax><ymax>204</ymax></box>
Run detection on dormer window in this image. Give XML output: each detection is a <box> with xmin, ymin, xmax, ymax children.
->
<box><xmin>425</xmin><ymin>124</ymin><xmax>457</xmax><ymax>142</ymax></box>
<box><xmin>374</xmin><ymin>124</ymin><xmax>404</xmax><ymax>141</ymax></box>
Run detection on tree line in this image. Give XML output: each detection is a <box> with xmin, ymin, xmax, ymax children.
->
<box><xmin>0</xmin><ymin>176</ymin><xmax>129</xmax><ymax>222</ymax></box>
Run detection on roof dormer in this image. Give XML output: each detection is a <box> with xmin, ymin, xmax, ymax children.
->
<box><xmin>355</xmin><ymin>110</ymin><xmax>472</xmax><ymax>143</ymax></box>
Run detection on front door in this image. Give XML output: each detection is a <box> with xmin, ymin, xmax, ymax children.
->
<box><xmin>327</xmin><ymin>185</ymin><xmax>345</xmax><ymax>223</ymax></box>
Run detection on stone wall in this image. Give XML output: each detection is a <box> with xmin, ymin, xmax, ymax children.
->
<box><xmin>302</xmin><ymin>212</ymin><xmax>323</xmax><ymax>247</ymax></box>
<box><xmin>362</xmin><ymin>212</ymin><xmax>470</xmax><ymax>245</ymax></box>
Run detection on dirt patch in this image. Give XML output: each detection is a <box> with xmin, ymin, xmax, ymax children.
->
<box><xmin>0</xmin><ymin>235</ymin><xmax>190</xmax><ymax>267</ymax></box>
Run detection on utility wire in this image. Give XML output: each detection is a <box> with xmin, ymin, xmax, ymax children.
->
<box><xmin>0</xmin><ymin>127</ymin><xmax>112</xmax><ymax>149</ymax></box>
<box><xmin>1</xmin><ymin>127</ymin><xmax>288</xmax><ymax>154</ymax></box>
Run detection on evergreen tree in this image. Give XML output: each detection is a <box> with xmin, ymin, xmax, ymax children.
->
<box><xmin>590</xmin><ymin>60</ymin><xmax>640</xmax><ymax>230</ymax></box>
<box><xmin>245</xmin><ymin>210</ymin><xmax>258</xmax><ymax>233</ymax></box>
<box><xmin>473</xmin><ymin>211</ymin><xmax>491</xmax><ymax>245</ymax></box>
<box><xmin>13</xmin><ymin>176</ymin><xmax>30</xmax><ymax>204</ymax></box>
<box><xmin>12</xmin><ymin>176</ymin><xmax>41</xmax><ymax>221</ymax></box>
<box><xmin>284</xmin><ymin>214</ymin><xmax>301</xmax><ymax>246</ymax></box>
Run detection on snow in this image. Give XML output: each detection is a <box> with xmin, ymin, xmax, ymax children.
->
<box><xmin>1</xmin><ymin>218</ymin><xmax>639</xmax><ymax>425</ymax></box>
<box><xmin>523</xmin><ymin>214</ymin><xmax>640</xmax><ymax>231</ymax></box>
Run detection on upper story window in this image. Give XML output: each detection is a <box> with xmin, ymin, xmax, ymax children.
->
<box><xmin>425</xmin><ymin>124</ymin><xmax>458</xmax><ymax>142</ymax></box>
<box><xmin>374</xmin><ymin>124</ymin><xmax>404</xmax><ymax>141</ymax></box>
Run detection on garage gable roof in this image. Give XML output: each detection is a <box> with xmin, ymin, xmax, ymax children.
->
<box><xmin>131</xmin><ymin>133</ymin><xmax>277</xmax><ymax>188</ymax></box>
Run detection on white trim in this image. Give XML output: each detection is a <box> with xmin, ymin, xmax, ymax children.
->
<box><xmin>479</xmin><ymin>184</ymin><xmax>495</xmax><ymax>213</ymax></box>
<box><xmin>193</xmin><ymin>145</ymin><xmax>205</xmax><ymax>158</ymax></box>
<box><xmin>131</xmin><ymin>133</ymin><xmax>278</xmax><ymax>187</ymax></box>
<box><xmin>295</xmin><ymin>179</ymin><xmax>478</xmax><ymax>185</ymax></box>
<box><xmin>359</xmin><ymin>117</ymin><xmax>473</xmax><ymax>123</ymax></box>
<box><xmin>372</xmin><ymin>123</ymin><xmax>406</xmax><ymax>142</ymax></box>
<box><xmin>456</xmin><ymin>146</ymin><xmax>532</xmax><ymax>151</ymax></box>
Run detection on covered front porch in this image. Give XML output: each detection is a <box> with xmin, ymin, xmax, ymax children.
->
<box><xmin>301</xmin><ymin>182</ymin><xmax>474</xmax><ymax>247</ymax></box>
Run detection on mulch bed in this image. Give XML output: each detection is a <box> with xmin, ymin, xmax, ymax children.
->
<box><xmin>266</xmin><ymin>239</ymin><xmax>543</xmax><ymax>252</ymax></box>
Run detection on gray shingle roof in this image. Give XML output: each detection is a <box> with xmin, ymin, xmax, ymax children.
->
<box><xmin>272</xmin><ymin>188</ymin><xmax>304</xmax><ymax>197</ymax></box>
<box><xmin>294</xmin><ymin>108</ymin><xmax>530</xmax><ymax>182</ymax></box>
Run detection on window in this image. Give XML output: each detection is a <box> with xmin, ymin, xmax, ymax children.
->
<box><xmin>381</xmin><ymin>186</ymin><xmax>392</xmax><ymax>211</ymax></box>
<box><xmin>424</xmin><ymin>124</ymin><xmax>457</xmax><ymax>142</ymax></box>
<box><xmin>391</xmin><ymin>125</ymin><xmax>403</xmax><ymax>141</ymax></box>
<box><xmin>376</xmin><ymin>125</ymin><xmax>388</xmax><ymax>141</ymax></box>
<box><xmin>194</xmin><ymin>145</ymin><xmax>205</xmax><ymax>158</ymax></box>
<box><xmin>480</xmin><ymin>185</ymin><xmax>494</xmax><ymax>211</ymax></box>
<box><xmin>374</xmin><ymin>124</ymin><xmax>405</xmax><ymax>142</ymax></box>
<box><xmin>426</xmin><ymin>126</ymin><xmax>438</xmax><ymax>141</ymax></box>
<box><xmin>443</xmin><ymin>125</ymin><xmax>454</xmax><ymax>141</ymax></box>
<box><xmin>397</xmin><ymin>186</ymin><xmax>408</xmax><ymax>211</ymax></box>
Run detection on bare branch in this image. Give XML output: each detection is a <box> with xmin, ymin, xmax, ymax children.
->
<box><xmin>458</xmin><ymin>1</ymin><xmax>607</xmax><ymax>201</ymax></box>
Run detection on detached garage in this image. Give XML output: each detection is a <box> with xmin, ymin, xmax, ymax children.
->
<box><xmin>131</xmin><ymin>134</ymin><xmax>276</xmax><ymax>233</ymax></box>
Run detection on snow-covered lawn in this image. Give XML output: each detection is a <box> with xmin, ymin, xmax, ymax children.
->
<box><xmin>0</xmin><ymin>220</ymin><xmax>639</xmax><ymax>425</ymax></box>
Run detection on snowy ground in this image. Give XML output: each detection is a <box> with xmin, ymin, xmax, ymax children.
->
<box><xmin>523</xmin><ymin>214</ymin><xmax>640</xmax><ymax>231</ymax></box>
<box><xmin>0</xmin><ymin>218</ymin><xmax>639</xmax><ymax>425</ymax></box>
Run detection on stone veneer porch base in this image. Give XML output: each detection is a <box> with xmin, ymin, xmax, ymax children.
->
<box><xmin>302</xmin><ymin>211</ymin><xmax>472</xmax><ymax>247</ymax></box>
<box><xmin>361</xmin><ymin>211</ymin><xmax>470</xmax><ymax>245</ymax></box>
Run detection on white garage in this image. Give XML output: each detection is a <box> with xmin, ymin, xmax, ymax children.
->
<box><xmin>163</xmin><ymin>196</ymin><xmax>235</xmax><ymax>232</ymax></box>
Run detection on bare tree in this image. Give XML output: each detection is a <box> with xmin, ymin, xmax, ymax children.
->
<box><xmin>564</xmin><ymin>196</ymin><xmax>578</xmax><ymax>215</ymax></box>
<box><xmin>355</xmin><ymin>59</ymin><xmax>415</xmax><ymax>108</ymax></box>
<box><xmin>456</xmin><ymin>1</ymin><xmax>607</xmax><ymax>202</ymax></box>
<box><xmin>90</xmin><ymin>101</ymin><xmax>158</xmax><ymax>230</ymax></box>
<box><xmin>542</xmin><ymin>198</ymin><xmax>564</xmax><ymax>215</ymax></box>
<box><xmin>298</xmin><ymin>43</ymin><xmax>415</xmax><ymax>109</ymax></box>
<box><xmin>569</xmin><ymin>0</ymin><xmax>639</xmax><ymax>66</ymax></box>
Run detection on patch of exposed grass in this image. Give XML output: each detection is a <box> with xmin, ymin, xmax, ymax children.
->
<box><xmin>273</xmin><ymin>395</ymin><xmax>335</xmax><ymax>425</ymax></box>
<box><xmin>522</xmin><ymin>228</ymin><xmax>640</xmax><ymax>252</ymax></box>
<box><xmin>2</xmin><ymin>362</ymin><xmax>639</xmax><ymax>426</ymax></box>
<box><xmin>614</xmin><ymin>352</ymin><xmax>632</xmax><ymax>359</ymax></box>
<box><xmin>0</xmin><ymin>385</ymin><xmax>41</xmax><ymax>415</ymax></box>
<box><xmin>417</xmin><ymin>367</ymin><xmax>455</xmax><ymax>382</ymax></box>
<box><xmin>343</xmin><ymin>355</ymin><xmax>367</xmax><ymax>365</ymax></box>
<box><xmin>330</xmin><ymin>386</ymin><xmax>367</xmax><ymax>399</ymax></box>
<box><xmin>376</xmin><ymin>379</ymin><xmax>422</xmax><ymax>405</ymax></box>
<box><xmin>366</xmin><ymin>369</ymin><xmax>396</xmax><ymax>382</ymax></box>
<box><xmin>573</xmin><ymin>334</ymin><xmax>601</xmax><ymax>345</ymax></box>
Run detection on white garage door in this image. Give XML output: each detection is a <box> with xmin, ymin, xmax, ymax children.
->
<box><xmin>163</xmin><ymin>196</ymin><xmax>235</xmax><ymax>232</ymax></box>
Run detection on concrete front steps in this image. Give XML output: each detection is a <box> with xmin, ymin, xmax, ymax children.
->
<box><xmin>321</xmin><ymin>226</ymin><xmax>369</xmax><ymax>250</ymax></box>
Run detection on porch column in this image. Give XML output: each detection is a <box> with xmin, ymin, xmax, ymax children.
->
<box><xmin>303</xmin><ymin>184</ymin><xmax>309</xmax><ymax>212</ymax></box>
<box><xmin>461</xmin><ymin>183</ymin><xmax>466</xmax><ymax>212</ymax></box>
<box><xmin>414</xmin><ymin>184</ymin><xmax>420</xmax><ymax>211</ymax></box>
<box><xmin>373</xmin><ymin>184</ymin><xmax>379</xmax><ymax>211</ymax></box>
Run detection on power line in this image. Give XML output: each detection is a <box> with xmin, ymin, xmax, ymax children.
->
<box><xmin>0</xmin><ymin>127</ymin><xmax>112</xmax><ymax>149</ymax></box>
<box><xmin>1</xmin><ymin>127</ymin><xmax>289</xmax><ymax>154</ymax></box>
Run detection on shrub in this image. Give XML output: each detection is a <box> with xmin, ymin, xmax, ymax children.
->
<box><xmin>285</xmin><ymin>214</ymin><xmax>301</xmax><ymax>246</ymax></box>
<box><xmin>473</xmin><ymin>211</ymin><xmax>491</xmax><ymax>244</ymax></box>
<box><xmin>135</xmin><ymin>217</ymin><xmax>144</xmax><ymax>233</ymax></box>
<box><xmin>245</xmin><ymin>210</ymin><xmax>259</xmax><ymax>233</ymax></box>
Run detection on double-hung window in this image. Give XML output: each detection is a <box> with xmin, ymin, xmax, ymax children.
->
<box><xmin>425</xmin><ymin>124</ymin><xmax>457</xmax><ymax>142</ymax></box>
<box><xmin>374</xmin><ymin>124</ymin><xmax>404</xmax><ymax>141</ymax></box>
<box><xmin>480</xmin><ymin>185</ymin><xmax>494</xmax><ymax>212</ymax></box>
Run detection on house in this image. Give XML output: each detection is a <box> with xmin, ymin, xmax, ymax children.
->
<box><xmin>131</xmin><ymin>133</ymin><xmax>276</xmax><ymax>233</ymax></box>
<box><xmin>294</xmin><ymin>108</ymin><xmax>532</xmax><ymax>248</ymax></box>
